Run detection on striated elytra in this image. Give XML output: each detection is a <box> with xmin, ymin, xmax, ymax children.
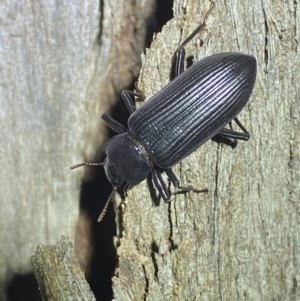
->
<box><xmin>103</xmin><ymin>53</ymin><xmax>256</xmax><ymax>195</ymax></box>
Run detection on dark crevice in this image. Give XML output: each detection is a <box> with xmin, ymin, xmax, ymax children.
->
<box><xmin>145</xmin><ymin>0</ymin><xmax>174</xmax><ymax>48</ymax></box>
<box><xmin>6</xmin><ymin>273</ymin><xmax>41</xmax><ymax>301</ymax></box>
<box><xmin>97</xmin><ymin>0</ymin><xmax>104</xmax><ymax>45</ymax></box>
<box><xmin>214</xmin><ymin>145</ymin><xmax>222</xmax><ymax>300</ymax></box>
<box><xmin>217</xmin><ymin>254</ymin><xmax>223</xmax><ymax>301</ymax></box>
<box><xmin>293</xmin><ymin>1</ymin><xmax>299</xmax><ymax>51</ymax></box>
<box><xmin>78</xmin><ymin>89</ymin><xmax>134</xmax><ymax>301</ymax></box>
<box><xmin>264</xmin><ymin>20</ymin><xmax>269</xmax><ymax>67</ymax></box>
<box><xmin>79</xmin><ymin>1</ymin><xmax>174</xmax><ymax>300</ymax></box>
<box><xmin>167</xmin><ymin>201</ymin><xmax>178</xmax><ymax>251</ymax></box>
<box><xmin>155</xmin><ymin>0</ymin><xmax>173</xmax><ymax>33</ymax></box>
<box><xmin>212</xmin><ymin>143</ymin><xmax>220</xmax><ymax>246</ymax></box>
<box><xmin>150</xmin><ymin>242</ymin><xmax>159</xmax><ymax>279</ymax></box>
<box><xmin>142</xmin><ymin>265</ymin><xmax>150</xmax><ymax>301</ymax></box>
<box><xmin>262</xmin><ymin>8</ymin><xmax>269</xmax><ymax>69</ymax></box>
<box><xmin>78</xmin><ymin>153</ymin><xmax>116</xmax><ymax>301</ymax></box>
<box><xmin>293</xmin><ymin>277</ymin><xmax>297</xmax><ymax>294</ymax></box>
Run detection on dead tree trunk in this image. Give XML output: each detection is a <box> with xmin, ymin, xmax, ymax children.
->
<box><xmin>112</xmin><ymin>0</ymin><xmax>300</xmax><ymax>300</ymax></box>
<box><xmin>1</xmin><ymin>0</ymin><xmax>299</xmax><ymax>300</ymax></box>
<box><xmin>0</xmin><ymin>0</ymin><xmax>154</xmax><ymax>300</ymax></box>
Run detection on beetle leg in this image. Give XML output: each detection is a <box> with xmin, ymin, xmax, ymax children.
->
<box><xmin>217</xmin><ymin>117</ymin><xmax>250</xmax><ymax>141</ymax></box>
<box><xmin>175</xmin><ymin>1</ymin><xmax>215</xmax><ymax>77</ymax></box>
<box><xmin>217</xmin><ymin>128</ymin><xmax>250</xmax><ymax>141</ymax></box>
<box><xmin>121</xmin><ymin>90</ymin><xmax>138</xmax><ymax>114</ymax></box>
<box><xmin>151</xmin><ymin>168</ymin><xmax>170</xmax><ymax>201</ymax></box>
<box><xmin>165</xmin><ymin>169</ymin><xmax>208</xmax><ymax>194</ymax></box>
<box><xmin>180</xmin><ymin>2</ymin><xmax>215</xmax><ymax>48</ymax></box>
<box><xmin>121</xmin><ymin>85</ymin><xmax>146</xmax><ymax>114</ymax></box>
<box><xmin>233</xmin><ymin>117</ymin><xmax>250</xmax><ymax>135</ymax></box>
<box><xmin>175</xmin><ymin>46</ymin><xmax>186</xmax><ymax>77</ymax></box>
<box><xmin>102</xmin><ymin>114</ymin><xmax>128</xmax><ymax>133</ymax></box>
<box><xmin>134</xmin><ymin>82</ymin><xmax>146</xmax><ymax>101</ymax></box>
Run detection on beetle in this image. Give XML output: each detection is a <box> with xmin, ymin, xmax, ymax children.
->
<box><xmin>71</xmin><ymin>5</ymin><xmax>257</xmax><ymax>221</ymax></box>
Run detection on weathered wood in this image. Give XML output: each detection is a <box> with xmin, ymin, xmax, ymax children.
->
<box><xmin>112</xmin><ymin>0</ymin><xmax>300</xmax><ymax>300</ymax></box>
<box><xmin>31</xmin><ymin>236</ymin><xmax>96</xmax><ymax>301</ymax></box>
<box><xmin>0</xmin><ymin>0</ymin><xmax>154</xmax><ymax>299</ymax></box>
<box><xmin>2</xmin><ymin>0</ymin><xmax>299</xmax><ymax>300</ymax></box>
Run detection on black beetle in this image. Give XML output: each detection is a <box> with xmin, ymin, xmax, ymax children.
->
<box><xmin>71</xmin><ymin>6</ymin><xmax>257</xmax><ymax>221</ymax></box>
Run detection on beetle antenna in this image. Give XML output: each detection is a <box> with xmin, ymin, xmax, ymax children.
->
<box><xmin>70</xmin><ymin>162</ymin><xmax>104</xmax><ymax>169</ymax></box>
<box><xmin>98</xmin><ymin>187</ymin><xmax>117</xmax><ymax>222</ymax></box>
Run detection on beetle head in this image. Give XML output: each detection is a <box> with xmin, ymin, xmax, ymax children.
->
<box><xmin>104</xmin><ymin>133</ymin><xmax>151</xmax><ymax>187</ymax></box>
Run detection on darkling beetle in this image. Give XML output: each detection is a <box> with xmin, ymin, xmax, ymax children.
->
<box><xmin>71</xmin><ymin>3</ymin><xmax>257</xmax><ymax>221</ymax></box>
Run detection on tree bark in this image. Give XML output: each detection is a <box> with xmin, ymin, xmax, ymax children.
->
<box><xmin>0</xmin><ymin>0</ymin><xmax>154</xmax><ymax>300</ymax></box>
<box><xmin>1</xmin><ymin>0</ymin><xmax>299</xmax><ymax>300</ymax></box>
<box><xmin>31</xmin><ymin>236</ymin><xmax>96</xmax><ymax>301</ymax></box>
<box><xmin>112</xmin><ymin>0</ymin><xmax>300</xmax><ymax>300</ymax></box>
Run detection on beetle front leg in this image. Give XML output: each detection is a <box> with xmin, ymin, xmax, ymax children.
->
<box><xmin>121</xmin><ymin>90</ymin><xmax>138</xmax><ymax>114</ymax></box>
<box><xmin>151</xmin><ymin>168</ymin><xmax>170</xmax><ymax>201</ymax></box>
<box><xmin>102</xmin><ymin>114</ymin><xmax>128</xmax><ymax>134</ymax></box>
<box><xmin>102</xmin><ymin>88</ymin><xmax>145</xmax><ymax>133</ymax></box>
<box><xmin>165</xmin><ymin>169</ymin><xmax>208</xmax><ymax>194</ymax></box>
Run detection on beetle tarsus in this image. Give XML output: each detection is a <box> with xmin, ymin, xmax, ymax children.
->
<box><xmin>165</xmin><ymin>168</ymin><xmax>208</xmax><ymax>195</ymax></box>
<box><xmin>217</xmin><ymin>116</ymin><xmax>250</xmax><ymax>141</ymax></box>
<box><xmin>134</xmin><ymin>83</ymin><xmax>146</xmax><ymax>101</ymax></box>
<box><xmin>180</xmin><ymin>1</ymin><xmax>215</xmax><ymax>48</ymax></box>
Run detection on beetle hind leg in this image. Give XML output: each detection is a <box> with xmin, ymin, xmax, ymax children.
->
<box><xmin>217</xmin><ymin>117</ymin><xmax>250</xmax><ymax>141</ymax></box>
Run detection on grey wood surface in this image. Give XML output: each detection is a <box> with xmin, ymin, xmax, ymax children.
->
<box><xmin>112</xmin><ymin>0</ymin><xmax>300</xmax><ymax>300</ymax></box>
<box><xmin>1</xmin><ymin>0</ymin><xmax>299</xmax><ymax>300</ymax></box>
<box><xmin>0</xmin><ymin>0</ymin><xmax>154</xmax><ymax>299</ymax></box>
